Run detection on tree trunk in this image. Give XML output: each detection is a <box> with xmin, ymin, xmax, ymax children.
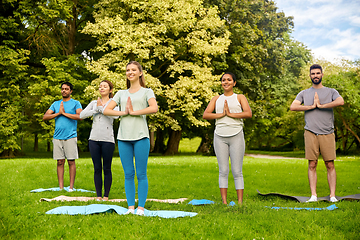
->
<box><xmin>164</xmin><ymin>129</ymin><xmax>182</xmax><ymax>155</ymax></box>
<box><xmin>66</xmin><ymin>5</ymin><xmax>77</xmax><ymax>55</ymax></box>
<box><xmin>34</xmin><ymin>134</ymin><xmax>39</xmax><ymax>152</ymax></box>
<box><xmin>197</xmin><ymin>133</ymin><xmax>211</xmax><ymax>154</ymax></box>
<box><xmin>149</xmin><ymin>131</ymin><xmax>155</xmax><ymax>152</ymax></box>
<box><xmin>153</xmin><ymin>129</ymin><xmax>165</xmax><ymax>153</ymax></box>
<box><xmin>47</xmin><ymin>141</ymin><xmax>51</xmax><ymax>152</ymax></box>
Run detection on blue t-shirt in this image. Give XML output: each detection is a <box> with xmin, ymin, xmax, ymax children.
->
<box><xmin>49</xmin><ymin>99</ymin><xmax>82</xmax><ymax>140</ymax></box>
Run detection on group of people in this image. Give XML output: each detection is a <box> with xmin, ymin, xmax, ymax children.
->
<box><xmin>43</xmin><ymin>63</ymin><xmax>344</xmax><ymax>214</ymax></box>
<box><xmin>43</xmin><ymin>61</ymin><xmax>157</xmax><ymax>216</ymax></box>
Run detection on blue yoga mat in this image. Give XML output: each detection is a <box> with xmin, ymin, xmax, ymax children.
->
<box><xmin>46</xmin><ymin>204</ymin><xmax>197</xmax><ymax>218</ymax></box>
<box><xmin>187</xmin><ymin>199</ymin><xmax>236</xmax><ymax>206</ymax></box>
<box><xmin>187</xmin><ymin>199</ymin><xmax>215</xmax><ymax>205</ymax></box>
<box><xmin>265</xmin><ymin>204</ymin><xmax>338</xmax><ymax>211</ymax></box>
<box><xmin>31</xmin><ymin>186</ymin><xmax>95</xmax><ymax>193</ymax></box>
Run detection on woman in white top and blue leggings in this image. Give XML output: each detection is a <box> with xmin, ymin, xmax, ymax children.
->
<box><xmin>104</xmin><ymin>61</ymin><xmax>158</xmax><ymax>216</ymax></box>
<box><xmin>80</xmin><ymin>80</ymin><xmax>119</xmax><ymax>201</ymax></box>
<box><xmin>203</xmin><ymin>72</ymin><xmax>252</xmax><ymax>204</ymax></box>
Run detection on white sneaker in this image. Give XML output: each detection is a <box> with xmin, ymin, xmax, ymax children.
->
<box><xmin>330</xmin><ymin>197</ymin><xmax>338</xmax><ymax>203</ymax></box>
<box><xmin>136</xmin><ymin>209</ymin><xmax>145</xmax><ymax>216</ymax></box>
<box><xmin>306</xmin><ymin>195</ymin><xmax>317</xmax><ymax>202</ymax></box>
<box><xmin>68</xmin><ymin>188</ymin><xmax>74</xmax><ymax>192</ymax></box>
<box><xmin>124</xmin><ymin>209</ymin><xmax>134</xmax><ymax>215</ymax></box>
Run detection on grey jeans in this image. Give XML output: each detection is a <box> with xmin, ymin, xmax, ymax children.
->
<box><xmin>213</xmin><ymin>130</ymin><xmax>245</xmax><ymax>189</ymax></box>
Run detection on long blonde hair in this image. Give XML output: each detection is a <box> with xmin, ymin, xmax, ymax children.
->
<box><xmin>126</xmin><ymin>61</ymin><xmax>146</xmax><ymax>89</ymax></box>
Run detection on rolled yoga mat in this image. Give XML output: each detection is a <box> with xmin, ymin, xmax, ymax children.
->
<box><xmin>257</xmin><ymin>189</ymin><xmax>360</xmax><ymax>203</ymax></box>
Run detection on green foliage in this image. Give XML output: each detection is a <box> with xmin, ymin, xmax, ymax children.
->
<box><xmin>28</xmin><ymin>55</ymin><xmax>96</xmax><ymax>150</ymax></box>
<box><xmin>1</xmin><ymin>154</ymin><xmax>359</xmax><ymax>239</ymax></box>
<box><xmin>197</xmin><ymin>0</ymin><xmax>312</xmax><ymax>151</ymax></box>
<box><xmin>285</xmin><ymin>59</ymin><xmax>360</xmax><ymax>153</ymax></box>
<box><xmin>0</xmin><ymin>2</ymin><xmax>31</xmax><ymax>155</ymax></box>
<box><xmin>0</xmin><ymin>0</ymin><xmax>99</xmax><ymax>156</ymax></box>
<box><xmin>314</xmin><ymin>59</ymin><xmax>360</xmax><ymax>152</ymax></box>
<box><xmin>82</xmin><ymin>0</ymin><xmax>231</xmax><ymax>133</ymax></box>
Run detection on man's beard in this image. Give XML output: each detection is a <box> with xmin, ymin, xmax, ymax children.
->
<box><xmin>311</xmin><ymin>77</ymin><xmax>322</xmax><ymax>85</ymax></box>
<box><xmin>62</xmin><ymin>93</ymin><xmax>71</xmax><ymax>98</ymax></box>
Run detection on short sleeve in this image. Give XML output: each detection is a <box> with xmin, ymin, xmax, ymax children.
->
<box><xmin>295</xmin><ymin>90</ymin><xmax>305</xmax><ymax>104</ymax></box>
<box><xmin>75</xmin><ymin>100</ymin><xmax>83</xmax><ymax>110</ymax></box>
<box><xmin>49</xmin><ymin>102</ymin><xmax>56</xmax><ymax>112</ymax></box>
<box><xmin>112</xmin><ymin>91</ymin><xmax>122</xmax><ymax>105</ymax></box>
<box><xmin>331</xmin><ymin>89</ymin><xmax>341</xmax><ymax>101</ymax></box>
<box><xmin>146</xmin><ymin>88</ymin><xmax>156</xmax><ymax>102</ymax></box>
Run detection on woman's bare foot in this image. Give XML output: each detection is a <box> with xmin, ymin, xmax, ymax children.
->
<box><xmin>102</xmin><ymin>197</ymin><xmax>108</xmax><ymax>201</ymax></box>
<box><xmin>96</xmin><ymin>197</ymin><xmax>102</xmax><ymax>201</ymax></box>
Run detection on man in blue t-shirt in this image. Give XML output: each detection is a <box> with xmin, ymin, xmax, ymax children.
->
<box><xmin>290</xmin><ymin>64</ymin><xmax>344</xmax><ymax>203</ymax></box>
<box><xmin>43</xmin><ymin>82</ymin><xmax>82</xmax><ymax>191</ymax></box>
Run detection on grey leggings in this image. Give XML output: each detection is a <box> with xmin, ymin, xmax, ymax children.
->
<box><xmin>213</xmin><ymin>130</ymin><xmax>245</xmax><ymax>189</ymax></box>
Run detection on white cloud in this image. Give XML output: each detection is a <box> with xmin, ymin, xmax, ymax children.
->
<box><xmin>349</xmin><ymin>16</ymin><xmax>360</xmax><ymax>26</ymax></box>
<box><xmin>275</xmin><ymin>0</ymin><xmax>360</xmax><ymax>62</ymax></box>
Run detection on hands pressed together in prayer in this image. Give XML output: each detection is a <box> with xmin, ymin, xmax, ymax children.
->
<box><xmin>59</xmin><ymin>101</ymin><xmax>65</xmax><ymax>114</ymax></box>
<box><xmin>222</xmin><ymin>100</ymin><xmax>231</xmax><ymax>117</ymax></box>
<box><xmin>125</xmin><ymin>97</ymin><xmax>134</xmax><ymax>115</ymax></box>
<box><xmin>313</xmin><ymin>92</ymin><xmax>323</xmax><ymax>109</ymax></box>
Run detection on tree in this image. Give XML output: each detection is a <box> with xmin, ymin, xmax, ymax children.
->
<box><xmin>82</xmin><ymin>0</ymin><xmax>231</xmax><ymax>154</ymax></box>
<box><xmin>14</xmin><ymin>0</ymin><xmax>97</xmax><ymax>152</ymax></box>
<box><xmin>0</xmin><ymin>0</ymin><xmax>31</xmax><ymax>157</ymax></box>
<box><xmin>285</xmin><ymin>59</ymin><xmax>360</xmax><ymax>153</ymax></box>
<box><xmin>196</xmin><ymin>0</ymin><xmax>311</xmax><ymax>152</ymax></box>
<box><xmin>314</xmin><ymin>59</ymin><xmax>360</xmax><ymax>153</ymax></box>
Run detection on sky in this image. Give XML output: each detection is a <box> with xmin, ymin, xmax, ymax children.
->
<box><xmin>275</xmin><ymin>0</ymin><xmax>360</xmax><ymax>62</ymax></box>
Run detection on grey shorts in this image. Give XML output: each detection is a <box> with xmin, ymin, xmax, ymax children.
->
<box><xmin>53</xmin><ymin>137</ymin><xmax>78</xmax><ymax>160</ymax></box>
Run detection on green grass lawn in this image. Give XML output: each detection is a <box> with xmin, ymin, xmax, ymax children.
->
<box><xmin>1</xmin><ymin>152</ymin><xmax>359</xmax><ymax>239</ymax></box>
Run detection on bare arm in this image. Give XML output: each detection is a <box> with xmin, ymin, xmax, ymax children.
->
<box><xmin>290</xmin><ymin>99</ymin><xmax>316</xmax><ymax>111</ymax></box>
<box><xmin>290</xmin><ymin>93</ymin><xmax>344</xmax><ymax>111</ymax></box>
<box><xmin>203</xmin><ymin>96</ymin><xmax>225</xmax><ymax>120</ymax></box>
<box><xmin>317</xmin><ymin>96</ymin><xmax>344</xmax><ymax>109</ymax></box>
<box><xmin>226</xmin><ymin>94</ymin><xmax>252</xmax><ymax>119</ymax></box>
<box><xmin>43</xmin><ymin>109</ymin><xmax>60</xmax><ymax>121</ymax></box>
<box><xmin>128</xmin><ymin>97</ymin><xmax>158</xmax><ymax>116</ymax></box>
<box><xmin>103</xmin><ymin>100</ymin><xmax>128</xmax><ymax>116</ymax></box>
<box><xmin>63</xmin><ymin>108</ymin><xmax>82</xmax><ymax>120</ymax></box>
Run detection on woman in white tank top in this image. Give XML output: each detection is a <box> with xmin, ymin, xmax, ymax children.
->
<box><xmin>203</xmin><ymin>72</ymin><xmax>252</xmax><ymax>204</ymax></box>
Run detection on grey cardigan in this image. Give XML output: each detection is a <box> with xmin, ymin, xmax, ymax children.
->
<box><xmin>80</xmin><ymin>99</ymin><xmax>119</xmax><ymax>143</ymax></box>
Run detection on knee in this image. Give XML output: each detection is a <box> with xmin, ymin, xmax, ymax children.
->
<box><xmin>219</xmin><ymin>171</ymin><xmax>228</xmax><ymax>178</ymax></box>
<box><xmin>232</xmin><ymin>171</ymin><xmax>243</xmax><ymax>179</ymax></box>
<box><xmin>308</xmin><ymin>165</ymin><xmax>317</xmax><ymax>171</ymax></box>
<box><xmin>136</xmin><ymin>172</ymin><xmax>147</xmax><ymax>181</ymax></box>
<box><xmin>308</xmin><ymin>161</ymin><xmax>317</xmax><ymax>171</ymax></box>
<box><xmin>68</xmin><ymin>160</ymin><xmax>75</xmax><ymax>166</ymax></box>
<box><xmin>103</xmin><ymin>168</ymin><xmax>112</xmax><ymax>175</ymax></box>
<box><xmin>94</xmin><ymin>167</ymin><xmax>102</xmax><ymax>174</ymax></box>
<box><xmin>57</xmin><ymin>160</ymin><xmax>65</xmax><ymax>166</ymax></box>
<box><xmin>124</xmin><ymin>170</ymin><xmax>135</xmax><ymax>180</ymax></box>
<box><xmin>325</xmin><ymin>161</ymin><xmax>335</xmax><ymax>171</ymax></box>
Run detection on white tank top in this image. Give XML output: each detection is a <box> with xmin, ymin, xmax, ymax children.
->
<box><xmin>215</xmin><ymin>94</ymin><xmax>243</xmax><ymax>137</ymax></box>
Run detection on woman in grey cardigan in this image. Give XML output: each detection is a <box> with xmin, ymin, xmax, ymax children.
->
<box><xmin>80</xmin><ymin>80</ymin><xmax>119</xmax><ymax>201</ymax></box>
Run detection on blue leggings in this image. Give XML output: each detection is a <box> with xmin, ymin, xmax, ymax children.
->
<box><xmin>118</xmin><ymin>138</ymin><xmax>150</xmax><ymax>208</ymax></box>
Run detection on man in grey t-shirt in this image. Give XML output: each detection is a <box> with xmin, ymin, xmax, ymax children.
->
<box><xmin>290</xmin><ymin>64</ymin><xmax>344</xmax><ymax>203</ymax></box>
